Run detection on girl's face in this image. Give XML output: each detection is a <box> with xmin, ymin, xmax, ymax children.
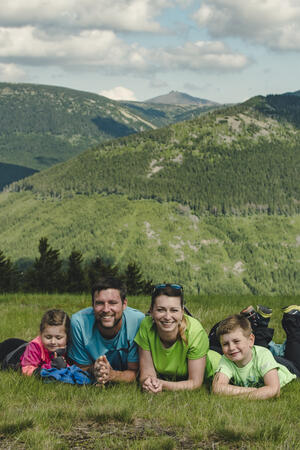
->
<box><xmin>40</xmin><ymin>324</ymin><xmax>67</xmax><ymax>353</ymax></box>
<box><xmin>151</xmin><ymin>295</ymin><xmax>183</xmax><ymax>337</ymax></box>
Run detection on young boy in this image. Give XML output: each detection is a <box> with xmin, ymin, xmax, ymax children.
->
<box><xmin>212</xmin><ymin>314</ymin><xmax>296</xmax><ymax>399</ymax></box>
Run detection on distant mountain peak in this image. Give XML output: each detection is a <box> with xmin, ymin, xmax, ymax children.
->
<box><xmin>145</xmin><ymin>90</ymin><xmax>219</xmax><ymax>106</ymax></box>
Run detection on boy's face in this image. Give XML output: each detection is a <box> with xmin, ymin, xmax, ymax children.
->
<box><xmin>220</xmin><ymin>328</ymin><xmax>255</xmax><ymax>368</ymax></box>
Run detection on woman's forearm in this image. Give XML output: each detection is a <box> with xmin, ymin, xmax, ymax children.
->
<box><xmin>139</xmin><ymin>368</ymin><xmax>157</xmax><ymax>383</ymax></box>
<box><xmin>160</xmin><ymin>378</ymin><xmax>203</xmax><ymax>391</ymax></box>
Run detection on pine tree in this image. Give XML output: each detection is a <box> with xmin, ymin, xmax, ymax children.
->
<box><xmin>0</xmin><ymin>250</ymin><xmax>18</xmax><ymax>292</ymax></box>
<box><xmin>87</xmin><ymin>256</ymin><xmax>119</xmax><ymax>286</ymax></box>
<box><xmin>66</xmin><ymin>250</ymin><xmax>87</xmax><ymax>293</ymax></box>
<box><xmin>124</xmin><ymin>261</ymin><xmax>152</xmax><ymax>295</ymax></box>
<box><xmin>24</xmin><ymin>237</ymin><xmax>63</xmax><ymax>292</ymax></box>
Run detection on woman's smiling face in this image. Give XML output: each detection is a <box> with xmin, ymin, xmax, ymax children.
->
<box><xmin>151</xmin><ymin>295</ymin><xmax>184</xmax><ymax>337</ymax></box>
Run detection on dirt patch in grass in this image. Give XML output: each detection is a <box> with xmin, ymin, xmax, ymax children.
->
<box><xmin>0</xmin><ymin>439</ymin><xmax>26</xmax><ymax>450</ymax></box>
<box><xmin>58</xmin><ymin>419</ymin><xmax>224</xmax><ymax>449</ymax></box>
<box><xmin>0</xmin><ymin>419</ymin><xmax>248</xmax><ymax>449</ymax></box>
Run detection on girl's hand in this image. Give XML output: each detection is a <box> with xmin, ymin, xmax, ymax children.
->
<box><xmin>142</xmin><ymin>376</ymin><xmax>163</xmax><ymax>393</ymax></box>
<box><xmin>51</xmin><ymin>355</ymin><xmax>67</xmax><ymax>369</ymax></box>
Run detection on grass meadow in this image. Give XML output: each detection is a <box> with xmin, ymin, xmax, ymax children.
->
<box><xmin>1</xmin><ymin>293</ymin><xmax>300</xmax><ymax>449</ymax></box>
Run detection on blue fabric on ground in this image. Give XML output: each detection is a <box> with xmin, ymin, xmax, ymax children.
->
<box><xmin>268</xmin><ymin>340</ymin><xmax>286</xmax><ymax>357</ymax></box>
<box><xmin>40</xmin><ymin>365</ymin><xmax>91</xmax><ymax>384</ymax></box>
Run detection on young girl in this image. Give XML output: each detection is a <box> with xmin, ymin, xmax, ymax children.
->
<box><xmin>1</xmin><ymin>309</ymin><xmax>70</xmax><ymax>375</ymax></box>
<box><xmin>21</xmin><ymin>309</ymin><xmax>70</xmax><ymax>375</ymax></box>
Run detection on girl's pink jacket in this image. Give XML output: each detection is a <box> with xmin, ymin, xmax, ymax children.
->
<box><xmin>20</xmin><ymin>336</ymin><xmax>52</xmax><ymax>376</ymax></box>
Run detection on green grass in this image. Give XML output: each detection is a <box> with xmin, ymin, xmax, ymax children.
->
<box><xmin>1</xmin><ymin>293</ymin><xmax>300</xmax><ymax>449</ymax></box>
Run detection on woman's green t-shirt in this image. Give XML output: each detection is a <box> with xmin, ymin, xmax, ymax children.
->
<box><xmin>134</xmin><ymin>315</ymin><xmax>220</xmax><ymax>380</ymax></box>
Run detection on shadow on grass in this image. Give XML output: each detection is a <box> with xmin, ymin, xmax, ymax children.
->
<box><xmin>86</xmin><ymin>407</ymin><xmax>134</xmax><ymax>424</ymax></box>
<box><xmin>140</xmin><ymin>436</ymin><xmax>175</xmax><ymax>450</ymax></box>
<box><xmin>0</xmin><ymin>419</ymin><xmax>34</xmax><ymax>436</ymax></box>
<box><xmin>214</xmin><ymin>423</ymin><xmax>284</xmax><ymax>446</ymax></box>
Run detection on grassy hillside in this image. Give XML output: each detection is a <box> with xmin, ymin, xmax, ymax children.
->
<box><xmin>0</xmin><ymin>83</ymin><xmax>215</xmax><ymax>179</ymax></box>
<box><xmin>12</xmin><ymin>94</ymin><xmax>300</xmax><ymax>216</ymax></box>
<box><xmin>0</xmin><ymin>192</ymin><xmax>299</xmax><ymax>295</ymax></box>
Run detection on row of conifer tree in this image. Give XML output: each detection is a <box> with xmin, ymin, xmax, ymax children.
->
<box><xmin>0</xmin><ymin>237</ymin><xmax>152</xmax><ymax>295</ymax></box>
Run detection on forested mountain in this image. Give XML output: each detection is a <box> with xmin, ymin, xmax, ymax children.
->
<box><xmin>12</xmin><ymin>93</ymin><xmax>300</xmax><ymax>216</ymax></box>
<box><xmin>0</xmin><ymin>82</ymin><xmax>217</xmax><ymax>187</ymax></box>
<box><xmin>1</xmin><ymin>92</ymin><xmax>299</xmax><ymax>295</ymax></box>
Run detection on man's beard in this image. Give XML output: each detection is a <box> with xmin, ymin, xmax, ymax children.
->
<box><xmin>96</xmin><ymin>314</ymin><xmax>122</xmax><ymax>329</ymax></box>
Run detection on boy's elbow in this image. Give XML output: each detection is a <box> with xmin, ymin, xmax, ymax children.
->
<box><xmin>268</xmin><ymin>382</ymin><xmax>280</xmax><ymax>399</ymax></box>
<box><xmin>274</xmin><ymin>385</ymin><xmax>280</xmax><ymax>398</ymax></box>
<box><xmin>212</xmin><ymin>382</ymin><xmax>222</xmax><ymax>395</ymax></box>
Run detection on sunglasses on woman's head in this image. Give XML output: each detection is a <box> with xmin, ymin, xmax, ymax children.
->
<box><xmin>153</xmin><ymin>283</ymin><xmax>183</xmax><ymax>292</ymax></box>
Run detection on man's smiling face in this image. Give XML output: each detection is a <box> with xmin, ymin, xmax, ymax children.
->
<box><xmin>93</xmin><ymin>288</ymin><xmax>127</xmax><ymax>336</ymax></box>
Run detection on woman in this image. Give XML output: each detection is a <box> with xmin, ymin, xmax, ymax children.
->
<box><xmin>134</xmin><ymin>283</ymin><xmax>220</xmax><ymax>393</ymax></box>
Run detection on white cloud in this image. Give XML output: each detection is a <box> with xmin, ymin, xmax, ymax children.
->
<box><xmin>0</xmin><ymin>26</ymin><xmax>249</xmax><ymax>74</ymax></box>
<box><xmin>0</xmin><ymin>63</ymin><xmax>25</xmax><ymax>81</ymax></box>
<box><xmin>99</xmin><ymin>86</ymin><xmax>137</xmax><ymax>100</ymax></box>
<box><xmin>193</xmin><ymin>0</ymin><xmax>300</xmax><ymax>51</ymax></box>
<box><xmin>0</xmin><ymin>27</ymin><xmax>149</xmax><ymax>71</ymax></box>
<box><xmin>0</xmin><ymin>0</ymin><xmax>169</xmax><ymax>32</ymax></box>
<box><xmin>152</xmin><ymin>41</ymin><xmax>249</xmax><ymax>71</ymax></box>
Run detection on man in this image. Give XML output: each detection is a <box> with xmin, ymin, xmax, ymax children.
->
<box><xmin>68</xmin><ymin>277</ymin><xmax>144</xmax><ymax>384</ymax></box>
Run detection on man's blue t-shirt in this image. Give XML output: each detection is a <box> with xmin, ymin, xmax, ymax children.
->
<box><xmin>68</xmin><ymin>306</ymin><xmax>144</xmax><ymax>370</ymax></box>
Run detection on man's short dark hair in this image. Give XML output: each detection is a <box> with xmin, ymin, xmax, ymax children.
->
<box><xmin>91</xmin><ymin>277</ymin><xmax>127</xmax><ymax>304</ymax></box>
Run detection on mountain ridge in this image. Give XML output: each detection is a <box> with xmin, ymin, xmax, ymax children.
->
<box><xmin>12</xmin><ymin>92</ymin><xmax>300</xmax><ymax>216</ymax></box>
<box><xmin>0</xmin><ymin>82</ymin><xmax>218</xmax><ymax>187</ymax></box>
<box><xmin>145</xmin><ymin>90</ymin><xmax>219</xmax><ymax>106</ymax></box>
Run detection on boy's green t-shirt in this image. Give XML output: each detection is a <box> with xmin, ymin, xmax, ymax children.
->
<box><xmin>134</xmin><ymin>315</ymin><xmax>220</xmax><ymax>380</ymax></box>
<box><xmin>216</xmin><ymin>345</ymin><xmax>296</xmax><ymax>388</ymax></box>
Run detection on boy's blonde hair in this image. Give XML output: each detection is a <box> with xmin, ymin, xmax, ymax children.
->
<box><xmin>216</xmin><ymin>314</ymin><xmax>252</xmax><ymax>340</ymax></box>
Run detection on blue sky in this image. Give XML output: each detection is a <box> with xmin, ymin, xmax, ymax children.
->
<box><xmin>0</xmin><ymin>0</ymin><xmax>300</xmax><ymax>103</ymax></box>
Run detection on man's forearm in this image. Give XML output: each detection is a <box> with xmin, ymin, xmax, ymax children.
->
<box><xmin>108</xmin><ymin>369</ymin><xmax>137</xmax><ymax>383</ymax></box>
<box><xmin>68</xmin><ymin>358</ymin><xmax>94</xmax><ymax>373</ymax></box>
